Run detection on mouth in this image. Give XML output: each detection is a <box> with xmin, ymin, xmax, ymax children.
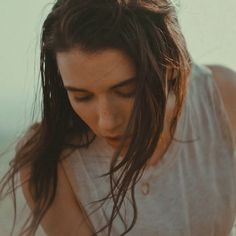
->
<box><xmin>104</xmin><ymin>136</ymin><xmax>131</xmax><ymax>147</ymax></box>
<box><xmin>105</xmin><ymin>136</ymin><xmax>122</xmax><ymax>146</ymax></box>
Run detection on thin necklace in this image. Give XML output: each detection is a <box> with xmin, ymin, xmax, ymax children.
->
<box><xmin>115</xmin><ymin>125</ymin><xmax>172</xmax><ymax>196</ymax></box>
<box><xmin>139</xmin><ymin>135</ymin><xmax>172</xmax><ymax>196</ymax></box>
<box><xmin>140</xmin><ymin>165</ymin><xmax>156</xmax><ymax>195</ymax></box>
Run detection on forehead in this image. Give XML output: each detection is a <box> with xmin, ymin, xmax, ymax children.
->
<box><xmin>56</xmin><ymin>48</ymin><xmax>136</xmax><ymax>88</ymax></box>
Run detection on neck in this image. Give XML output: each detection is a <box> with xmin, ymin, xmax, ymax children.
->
<box><xmin>117</xmin><ymin>93</ymin><xmax>176</xmax><ymax>168</ymax></box>
<box><xmin>146</xmin><ymin>92</ymin><xmax>176</xmax><ymax>167</ymax></box>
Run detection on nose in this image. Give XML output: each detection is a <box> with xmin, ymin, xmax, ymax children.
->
<box><xmin>97</xmin><ymin>97</ymin><xmax>123</xmax><ymax>134</ymax></box>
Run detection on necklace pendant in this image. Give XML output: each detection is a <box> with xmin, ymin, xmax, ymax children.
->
<box><xmin>141</xmin><ymin>182</ymin><xmax>150</xmax><ymax>195</ymax></box>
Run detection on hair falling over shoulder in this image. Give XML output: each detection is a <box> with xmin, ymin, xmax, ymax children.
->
<box><xmin>0</xmin><ymin>0</ymin><xmax>192</xmax><ymax>235</ymax></box>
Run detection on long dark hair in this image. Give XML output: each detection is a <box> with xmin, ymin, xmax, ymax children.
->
<box><xmin>0</xmin><ymin>0</ymin><xmax>192</xmax><ymax>235</ymax></box>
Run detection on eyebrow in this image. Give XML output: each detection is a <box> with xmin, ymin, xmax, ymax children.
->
<box><xmin>64</xmin><ymin>77</ymin><xmax>136</xmax><ymax>93</ymax></box>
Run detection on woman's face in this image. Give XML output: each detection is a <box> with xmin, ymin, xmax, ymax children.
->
<box><xmin>56</xmin><ymin>48</ymin><xmax>136</xmax><ymax>149</ymax></box>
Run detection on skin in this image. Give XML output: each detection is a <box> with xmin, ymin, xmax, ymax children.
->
<box><xmin>206</xmin><ymin>65</ymin><xmax>236</xmax><ymax>146</ymax></box>
<box><xmin>57</xmin><ymin>48</ymin><xmax>137</xmax><ymax>144</ymax></box>
<box><xmin>56</xmin><ymin>48</ymin><xmax>176</xmax><ymax>163</ymax></box>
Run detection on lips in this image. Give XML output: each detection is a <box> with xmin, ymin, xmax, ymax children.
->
<box><xmin>104</xmin><ymin>135</ymin><xmax>131</xmax><ymax>147</ymax></box>
<box><xmin>105</xmin><ymin>135</ymin><xmax>122</xmax><ymax>140</ymax></box>
<box><xmin>105</xmin><ymin>136</ymin><xmax>121</xmax><ymax>145</ymax></box>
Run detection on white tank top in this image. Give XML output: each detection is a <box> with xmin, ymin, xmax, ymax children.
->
<box><xmin>38</xmin><ymin>63</ymin><xmax>236</xmax><ymax>235</ymax></box>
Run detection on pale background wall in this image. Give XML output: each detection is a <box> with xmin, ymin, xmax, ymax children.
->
<box><xmin>0</xmin><ymin>0</ymin><xmax>235</xmax><ymax>235</ymax></box>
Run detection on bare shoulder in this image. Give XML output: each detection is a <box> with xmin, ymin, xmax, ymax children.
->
<box><xmin>20</xmin><ymin>160</ymin><xmax>94</xmax><ymax>236</ymax></box>
<box><xmin>205</xmin><ymin>64</ymin><xmax>236</xmax><ymax>145</ymax></box>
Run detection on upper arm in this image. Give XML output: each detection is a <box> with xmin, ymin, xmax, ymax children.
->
<box><xmin>206</xmin><ymin>64</ymin><xmax>236</xmax><ymax>146</ymax></box>
<box><xmin>20</xmin><ymin>161</ymin><xmax>95</xmax><ymax>236</ymax></box>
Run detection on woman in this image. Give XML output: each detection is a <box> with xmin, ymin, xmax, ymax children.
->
<box><xmin>1</xmin><ymin>0</ymin><xmax>236</xmax><ymax>235</ymax></box>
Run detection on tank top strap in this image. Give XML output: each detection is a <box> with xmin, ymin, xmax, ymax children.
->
<box><xmin>190</xmin><ymin>63</ymin><xmax>235</xmax><ymax>153</ymax></box>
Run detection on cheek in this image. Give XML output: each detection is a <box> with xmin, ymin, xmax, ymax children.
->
<box><xmin>69</xmin><ymin>100</ymin><xmax>97</xmax><ymax>129</ymax></box>
<box><xmin>122</xmin><ymin>100</ymin><xmax>134</xmax><ymax>119</ymax></box>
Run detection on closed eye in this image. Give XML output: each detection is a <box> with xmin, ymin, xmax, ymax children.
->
<box><xmin>74</xmin><ymin>90</ymin><xmax>136</xmax><ymax>102</ymax></box>
<box><xmin>74</xmin><ymin>95</ymin><xmax>93</xmax><ymax>102</ymax></box>
<box><xmin>115</xmin><ymin>90</ymin><xmax>136</xmax><ymax>98</ymax></box>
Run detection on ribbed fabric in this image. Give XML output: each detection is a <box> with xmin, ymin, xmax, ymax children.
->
<box><xmin>18</xmin><ymin>63</ymin><xmax>236</xmax><ymax>236</ymax></box>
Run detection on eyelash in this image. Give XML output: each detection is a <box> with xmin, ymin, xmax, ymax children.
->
<box><xmin>74</xmin><ymin>91</ymin><xmax>136</xmax><ymax>102</ymax></box>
